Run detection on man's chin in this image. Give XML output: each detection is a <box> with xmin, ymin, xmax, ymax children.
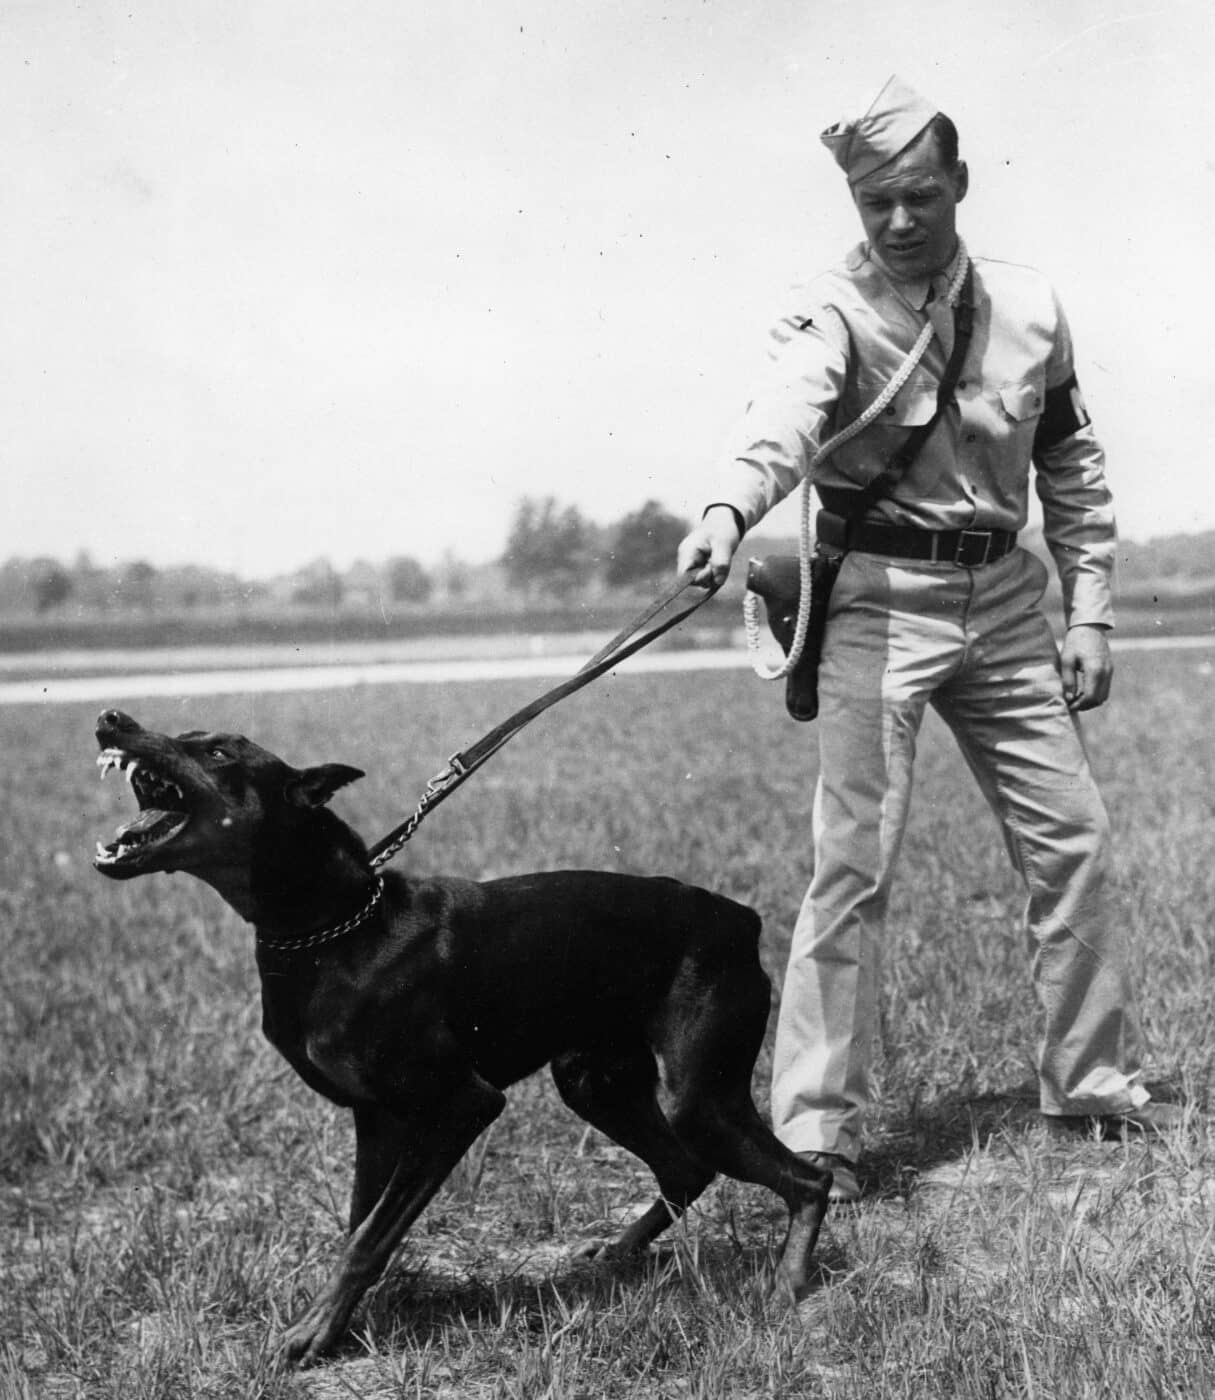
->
<box><xmin>880</xmin><ymin>245</ymin><xmax>933</xmax><ymax>279</ymax></box>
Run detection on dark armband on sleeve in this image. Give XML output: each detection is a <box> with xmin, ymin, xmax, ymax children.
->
<box><xmin>1034</xmin><ymin>373</ymin><xmax>1092</xmax><ymax>453</ymax></box>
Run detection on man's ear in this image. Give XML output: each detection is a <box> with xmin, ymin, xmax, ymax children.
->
<box><xmin>284</xmin><ymin>764</ymin><xmax>365</xmax><ymax>809</ymax></box>
<box><xmin>952</xmin><ymin>159</ymin><xmax>969</xmax><ymax>203</ymax></box>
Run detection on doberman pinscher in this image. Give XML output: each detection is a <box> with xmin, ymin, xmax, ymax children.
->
<box><xmin>92</xmin><ymin>709</ymin><xmax>831</xmax><ymax>1366</ymax></box>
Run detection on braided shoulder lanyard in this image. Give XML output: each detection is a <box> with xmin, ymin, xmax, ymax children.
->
<box><xmin>744</xmin><ymin>244</ymin><xmax>973</xmax><ymax>681</ymax></box>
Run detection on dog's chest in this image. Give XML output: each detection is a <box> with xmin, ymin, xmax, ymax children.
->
<box><xmin>302</xmin><ymin>1035</ymin><xmax>374</xmax><ymax>1101</ymax></box>
<box><xmin>260</xmin><ymin>983</ymin><xmax>373</xmax><ymax>1106</ymax></box>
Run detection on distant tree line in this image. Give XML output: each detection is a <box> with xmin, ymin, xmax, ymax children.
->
<box><xmin>7</xmin><ymin>508</ymin><xmax>1209</xmax><ymax>621</ymax></box>
<box><xmin>0</xmin><ymin>496</ymin><xmax>692</xmax><ymax>619</ymax></box>
<box><xmin>501</xmin><ymin>497</ymin><xmax>688</xmax><ymax>597</ymax></box>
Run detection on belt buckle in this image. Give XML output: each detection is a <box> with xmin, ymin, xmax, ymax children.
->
<box><xmin>954</xmin><ymin>529</ymin><xmax>993</xmax><ymax>567</ymax></box>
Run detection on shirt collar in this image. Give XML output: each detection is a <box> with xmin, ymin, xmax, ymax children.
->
<box><xmin>860</xmin><ymin>240</ymin><xmax>966</xmax><ymax>311</ymax></box>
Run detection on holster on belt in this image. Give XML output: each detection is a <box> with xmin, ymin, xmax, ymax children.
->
<box><xmin>745</xmin><ymin>543</ymin><xmax>843</xmax><ymax>722</ymax></box>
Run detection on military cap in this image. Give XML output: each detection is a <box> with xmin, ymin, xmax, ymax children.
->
<box><xmin>820</xmin><ymin>74</ymin><xmax>938</xmax><ymax>183</ymax></box>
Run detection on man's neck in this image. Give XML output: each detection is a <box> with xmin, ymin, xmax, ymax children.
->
<box><xmin>867</xmin><ymin>236</ymin><xmax>963</xmax><ymax>288</ymax></box>
<box><xmin>867</xmin><ymin>237</ymin><xmax>964</xmax><ymax>307</ymax></box>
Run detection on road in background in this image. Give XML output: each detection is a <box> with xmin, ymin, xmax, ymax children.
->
<box><xmin>1</xmin><ymin>633</ymin><xmax>1212</xmax><ymax>705</ymax></box>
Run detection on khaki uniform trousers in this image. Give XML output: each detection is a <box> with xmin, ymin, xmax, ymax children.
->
<box><xmin>770</xmin><ymin>546</ymin><xmax>1147</xmax><ymax>1163</ymax></box>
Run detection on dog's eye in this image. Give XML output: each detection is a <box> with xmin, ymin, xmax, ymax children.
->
<box><xmin>209</xmin><ymin>746</ymin><xmax>229</xmax><ymax>761</ymax></box>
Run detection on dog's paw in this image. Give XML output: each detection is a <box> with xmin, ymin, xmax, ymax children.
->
<box><xmin>571</xmin><ymin>1236</ymin><xmax>652</xmax><ymax>1269</ymax></box>
<box><xmin>276</xmin><ymin>1331</ymin><xmax>322</xmax><ymax>1370</ymax></box>
<box><xmin>571</xmin><ymin>1236</ymin><xmax>642</xmax><ymax>1265</ymax></box>
<box><xmin>276</xmin><ymin>1308</ymin><xmax>343</xmax><ymax>1369</ymax></box>
<box><xmin>768</xmin><ymin>1264</ymin><xmax>808</xmax><ymax>1307</ymax></box>
<box><xmin>570</xmin><ymin>1237</ymin><xmax>611</xmax><ymax>1263</ymax></box>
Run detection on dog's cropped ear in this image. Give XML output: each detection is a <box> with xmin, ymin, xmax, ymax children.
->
<box><xmin>284</xmin><ymin>764</ymin><xmax>365</xmax><ymax>809</ymax></box>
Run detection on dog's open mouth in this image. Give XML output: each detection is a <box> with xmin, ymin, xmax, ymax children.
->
<box><xmin>94</xmin><ymin>748</ymin><xmax>191</xmax><ymax>870</ymax></box>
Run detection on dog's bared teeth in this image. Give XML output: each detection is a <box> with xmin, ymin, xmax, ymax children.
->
<box><xmin>123</xmin><ymin>760</ymin><xmax>140</xmax><ymax>785</ymax></box>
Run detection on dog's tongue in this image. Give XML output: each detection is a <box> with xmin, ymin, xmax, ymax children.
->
<box><xmin>115</xmin><ymin>809</ymin><xmax>183</xmax><ymax>840</ymax></box>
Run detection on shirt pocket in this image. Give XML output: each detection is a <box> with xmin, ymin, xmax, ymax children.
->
<box><xmin>998</xmin><ymin>375</ymin><xmax>1045</xmax><ymax>423</ymax></box>
<box><xmin>863</xmin><ymin>373</ymin><xmax>938</xmax><ymax>427</ymax></box>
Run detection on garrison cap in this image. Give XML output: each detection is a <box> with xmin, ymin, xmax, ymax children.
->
<box><xmin>820</xmin><ymin>74</ymin><xmax>938</xmax><ymax>184</ymax></box>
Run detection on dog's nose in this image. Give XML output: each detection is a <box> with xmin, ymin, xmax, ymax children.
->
<box><xmin>97</xmin><ymin>709</ymin><xmax>139</xmax><ymax>735</ymax></box>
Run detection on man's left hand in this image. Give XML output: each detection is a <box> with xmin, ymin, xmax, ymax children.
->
<box><xmin>1061</xmin><ymin>624</ymin><xmax>1113</xmax><ymax>711</ymax></box>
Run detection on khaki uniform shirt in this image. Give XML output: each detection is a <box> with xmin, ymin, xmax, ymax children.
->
<box><xmin>712</xmin><ymin>244</ymin><xmax>1115</xmax><ymax>627</ymax></box>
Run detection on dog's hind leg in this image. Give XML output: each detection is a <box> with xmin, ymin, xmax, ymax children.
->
<box><xmin>551</xmin><ymin>1047</ymin><xmax>716</xmax><ymax>1259</ymax></box>
<box><xmin>281</xmin><ymin>1072</ymin><xmax>505</xmax><ymax>1368</ymax></box>
<box><xmin>655</xmin><ymin>965</ymin><xmax>832</xmax><ymax>1299</ymax></box>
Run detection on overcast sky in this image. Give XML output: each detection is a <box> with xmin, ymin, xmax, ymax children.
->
<box><xmin>3</xmin><ymin>0</ymin><xmax>1213</xmax><ymax>576</ymax></box>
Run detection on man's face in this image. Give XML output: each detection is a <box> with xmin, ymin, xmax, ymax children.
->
<box><xmin>851</xmin><ymin>131</ymin><xmax>968</xmax><ymax>283</ymax></box>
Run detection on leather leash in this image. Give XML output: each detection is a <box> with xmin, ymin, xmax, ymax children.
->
<box><xmin>367</xmin><ymin>575</ymin><xmax>719</xmax><ymax>869</ymax></box>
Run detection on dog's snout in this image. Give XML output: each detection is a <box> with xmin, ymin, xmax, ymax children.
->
<box><xmin>97</xmin><ymin>709</ymin><xmax>140</xmax><ymax>736</ymax></box>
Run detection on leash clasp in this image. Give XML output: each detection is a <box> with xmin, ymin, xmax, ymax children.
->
<box><xmin>426</xmin><ymin>753</ymin><xmax>468</xmax><ymax>796</ymax></box>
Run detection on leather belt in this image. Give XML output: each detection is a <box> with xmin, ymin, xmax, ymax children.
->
<box><xmin>817</xmin><ymin>511</ymin><xmax>1017</xmax><ymax>568</ymax></box>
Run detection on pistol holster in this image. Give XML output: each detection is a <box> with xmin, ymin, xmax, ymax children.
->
<box><xmin>745</xmin><ymin>549</ymin><xmax>842</xmax><ymax>722</ymax></box>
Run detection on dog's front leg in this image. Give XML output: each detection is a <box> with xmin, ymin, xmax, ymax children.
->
<box><xmin>348</xmin><ymin>1104</ymin><xmax>408</xmax><ymax>1233</ymax></box>
<box><xmin>280</xmin><ymin>1076</ymin><xmax>505</xmax><ymax>1368</ymax></box>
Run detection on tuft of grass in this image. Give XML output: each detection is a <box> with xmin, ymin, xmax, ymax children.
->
<box><xmin>2</xmin><ymin>650</ymin><xmax>1214</xmax><ymax>1395</ymax></box>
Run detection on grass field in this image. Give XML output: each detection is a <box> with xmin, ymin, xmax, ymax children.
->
<box><xmin>3</xmin><ymin>651</ymin><xmax>1215</xmax><ymax>1397</ymax></box>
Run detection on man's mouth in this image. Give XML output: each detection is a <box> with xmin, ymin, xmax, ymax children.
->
<box><xmin>94</xmin><ymin>748</ymin><xmax>191</xmax><ymax>871</ymax></box>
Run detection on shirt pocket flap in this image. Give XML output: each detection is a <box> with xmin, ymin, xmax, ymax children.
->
<box><xmin>999</xmin><ymin>378</ymin><xmax>1045</xmax><ymax>422</ymax></box>
<box><xmin>865</xmin><ymin>376</ymin><xmax>938</xmax><ymax>427</ymax></box>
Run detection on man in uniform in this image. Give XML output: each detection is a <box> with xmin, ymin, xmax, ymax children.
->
<box><xmin>676</xmin><ymin>75</ymin><xmax>1179</xmax><ymax>1203</ymax></box>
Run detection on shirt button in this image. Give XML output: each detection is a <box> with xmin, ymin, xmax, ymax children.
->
<box><xmin>958</xmin><ymin>378</ymin><xmax>968</xmax><ymax>389</ymax></box>
<box><xmin>965</xmin><ymin>432</ymin><xmax>977</xmax><ymax>442</ymax></box>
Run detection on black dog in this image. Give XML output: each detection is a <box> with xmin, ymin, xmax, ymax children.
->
<box><xmin>92</xmin><ymin>710</ymin><xmax>830</xmax><ymax>1365</ymax></box>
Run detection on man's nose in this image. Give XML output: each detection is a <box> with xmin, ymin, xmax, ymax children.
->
<box><xmin>889</xmin><ymin>203</ymin><xmax>915</xmax><ymax>232</ymax></box>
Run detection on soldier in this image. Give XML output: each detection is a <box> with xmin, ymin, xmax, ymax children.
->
<box><xmin>677</xmin><ymin>75</ymin><xmax>1180</xmax><ymax>1203</ymax></box>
